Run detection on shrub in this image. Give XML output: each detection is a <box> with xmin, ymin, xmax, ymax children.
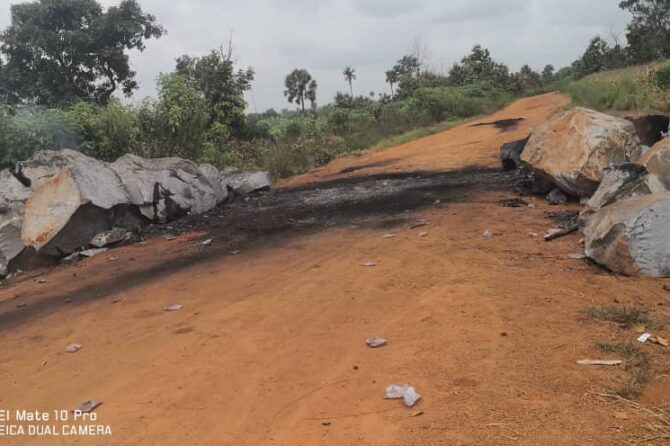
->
<box><xmin>653</xmin><ymin>61</ymin><xmax>670</xmax><ymax>91</ymax></box>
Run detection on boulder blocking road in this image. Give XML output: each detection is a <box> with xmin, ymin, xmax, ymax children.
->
<box><xmin>1</xmin><ymin>93</ymin><xmax>669</xmax><ymax>446</ymax></box>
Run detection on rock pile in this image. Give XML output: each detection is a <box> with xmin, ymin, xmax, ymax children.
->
<box><xmin>503</xmin><ymin>106</ymin><xmax>670</xmax><ymax>277</ymax></box>
<box><xmin>0</xmin><ymin>149</ymin><xmax>271</xmax><ymax>277</ymax></box>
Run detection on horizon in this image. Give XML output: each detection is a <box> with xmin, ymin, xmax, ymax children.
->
<box><xmin>0</xmin><ymin>0</ymin><xmax>631</xmax><ymax>111</ymax></box>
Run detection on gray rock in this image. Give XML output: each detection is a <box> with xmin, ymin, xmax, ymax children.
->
<box><xmin>221</xmin><ymin>168</ymin><xmax>272</xmax><ymax>196</ymax></box>
<box><xmin>499</xmin><ymin>136</ymin><xmax>529</xmax><ymax>171</ymax></box>
<box><xmin>583</xmin><ymin>163</ymin><xmax>665</xmax><ymax>214</ymax></box>
<box><xmin>584</xmin><ymin>193</ymin><xmax>670</xmax><ymax>277</ymax></box>
<box><xmin>0</xmin><ymin>170</ymin><xmax>32</xmax><ymax>276</ymax></box>
<box><xmin>110</xmin><ymin>154</ymin><xmax>219</xmax><ymax>222</ymax></box>
<box><xmin>21</xmin><ymin>155</ymin><xmax>132</xmax><ymax>257</ymax></box>
<box><xmin>547</xmin><ymin>188</ymin><xmax>568</xmax><ymax>205</ymax></box>
<box><xmin>90</xmin><ymin>227</ymin><xmax>131</xmax><ymax>248</ymax></box>
<box><xmin>199</xmin><ymin>163</ymin><xmax>229</xmax><ymax>204</ymax></box>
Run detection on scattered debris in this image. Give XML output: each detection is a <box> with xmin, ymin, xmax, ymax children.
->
<box><xmin>409</xmin><ymin>411</ymin><xmax>424</xmax><ymax>418</ymax></box>
<box><xmin>366</xmin><ymin>337</ymin><xmax>389</xmax><ymax>348</ymax></box>
<box><xmin>528</xmin><ymin>232</ymin><xmax>538</xmax><ymax>238</ymax></box>
<box><xmin>90</xmin><ymin>228</ymin><xmax>131</xmax><ymax>248</ymax></box>
<box><xmin>163</xmin><ymin>234</ymin><xmax>178</xmax><ymax>241</ymax></box>
<box><xmin>66</xmin><ymin>343</ymin><xmax>82</xmax><ymax>353</ymax></box>
<box><xmin>637</xmin><ymin>333</ymin><xmax>653</xmax><ymax>343</ymax></box>
<box><xmin>73</xmin><ymin>400</ymin><xmax>102</xmax><ymax>413</ymax></box>
<box><xmin>650</xmin><ymin>335</ymin><xmax>669</xmax><ymax>347</ymax></box>
<box><xmin>361</xmin><ymin>261</ymin><xmax>377</xmax><ymax>267</ymax></box>
<box><xmin>410</xmin><ymin>220</ymin><xmax>430</xmax><ymax>229</ymax></box>
<box><xmin>577</xmin><ymin>359</ymin><xmax>623</xmax><ymax>366</ymax></box>
<box><xmin>382</xmin><ymin>233</ymin><xmax>397</xmax><ymax>239</ymax></box>
<box><xmin>419</xmin><ymin>232</ymin><xmax>429</xmax><ymax>237</ymax></box>
<box><xmin>499</xmin><ymin>198</ymin><xmax>528</xmax><ymax>208</ymax></box>
<box><xmin>544</xmin><ymin>225</ymin><xmax>578</xmax><ymax>241</ymax></box>
<box><xmin>483</xmin><ymin>230</ymin><xmax>494</xmax><ymax>239</ymax></box>
<box><xmin>162</xmin><ymin>304</ymin><xmax>184</xmax><ymax>312</ymax></box>
<box><xmin>202</xmin><ymin>238</ymin><xmax>212</xmax><ymax>246</ymax></box>
<box><xmin>61</xmin><ymin>252</ymin><xmax>82</xmax><ymax>264</ymax></box>
<box><xmin>568</xmin><ymin>253</ymin><xmax>587</xmax><ymax>260</ymax></box>
<box><xmin>385</xmin><ymin>384</ymin><xmax>422</xmax><ymax>407</ymax></box>
<box><xmin>36</xmin><ymin>278</ymin><xmax>47</xmax><ymax>284</ymax></box>
<box><xmin>80</xmin><ymin>248</ymin><xmax>108</xmax><ymax>258</ymax></box>
<box><xmin>322</xmin><ymin>421</ymin><xmax>331</xmax><ymax>426</ymax></box>
<box><xmin>108</xmin><ymin>257</ymin><xmax>119</xmax><ymax>262</ymax></box>
<box><xmin>547</xmin><ymin>188</ymin><xmax>568</xmax><ymax>205</ymax></box>
<box><xmin>230</xmin><ymin>250</ymin><xmax>241</xmax><ymax>255</ymax></box>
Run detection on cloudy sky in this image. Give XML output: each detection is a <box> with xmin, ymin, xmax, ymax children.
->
<box><xmin>0</xmin><ymin>0</ymin><xmax>631</xmax><ymax>111</ymax></box>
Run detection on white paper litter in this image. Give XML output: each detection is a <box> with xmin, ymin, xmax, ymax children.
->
<box><xmin>366</xmin><ymin>337</ymin><xmax>389</xmax><ymax>348</ymax></box>
<box><xmin>162</xmin><ymin>304</ymin><xmax>184</xmax><ymax>312</ymax></box>
<box><xmin>385</xmin><ymin>384</ymin><xmax>422</xmax><ymax>407</ymax></box>
<box><xmin>637</xmin><ymin>333</ymin><xmax>653</xmax><ymax>343</ymax></box>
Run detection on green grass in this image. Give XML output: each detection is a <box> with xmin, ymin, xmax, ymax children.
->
<box><xmin>596</xmin><ymin>342</ymin><xmax>652</xmax><ymax>398</ymax></box>
<box><xmin>563</xmin><ymin>62</ymin><xmax>670</xmax><ymax>112</ymax></box>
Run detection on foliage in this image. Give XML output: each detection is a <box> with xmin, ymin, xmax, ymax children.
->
<box><xmin>564</xmin><ymin>62</ymin><xmax>670</xmax><ymax>111</ymax></box>
<box><xmin>0</xmin><ymin>0</ymin><xmax>164</xmax><ymax>106</ymax></box>
<box><xmin>343</xmin><ymin>66</ymin><xmax>356</xmax><ymax>96</ymax></box>
<box><xmin>620</xmin><ymin>0</ymin><xmax>670</xmax><ymax>63</ymax></box>
<box><xmin>0</xmin><ymin>106</ymin><xmax>81</xmax><ymax>165</ymax></box>
<box><xmin>284</xmin><ymin>69</ymin><xmax>314</xmax><ymax>112</ymax></box>
<box><xmin>148</xmin><ymin>74</ymin><xmax>210</xmax><ymax>159</ymax></box>
<box><xmin>653</xmin><ymin>61</ymin><xmax>670</xmax><ymax>90</ymax></box>
<box><xmin>174</xmin><ymin>47</ymin><xmax>254</xmax><ymax>137</ymax></box>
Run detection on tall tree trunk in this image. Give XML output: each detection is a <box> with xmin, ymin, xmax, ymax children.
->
<box><xmin>301</xmin><ymin>94</ymin><xmax>305</xmax><ymax>112</ymax></box>
<box><xmin>349</xmin><ymin>80</ymin><xmax>353</xmax><ymax>97</ymax></box>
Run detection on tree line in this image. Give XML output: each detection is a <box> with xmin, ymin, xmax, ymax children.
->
<box><xmin>1</xmin><ymin>0</ymin><xmax>670</xmax><ymax>175</ymax></box>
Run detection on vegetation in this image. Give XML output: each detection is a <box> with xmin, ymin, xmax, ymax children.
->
<box><xmin>596</xmin><ymin>342</ymin><xmax>652</xmax><ymax>398</ymax></box>
<box><xmin>586</xmin><ymin>305</ymin><xmax>651</xmax><ymax>328</ymax></box>
<box><xmin>4</xmin><ymin>0</ymin><xmax>670</xmax><ymax>177</ymax></box>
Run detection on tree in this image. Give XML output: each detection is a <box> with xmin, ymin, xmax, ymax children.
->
<box><xmin>0</xmin><ymin>0</ymin><xmax>164</xmax><ymax>106</ymax></box>
<box><xmin>572</xmin><ymin>36</ymin><xmax>612</xmax><ymax>78</ymax></box>
<box><xmin>284</xmin><ymin>69</ymin><xmax>313</xmax><ymax>112</ymax></box>
<box><xmin>174</xmin><ymin>45</ymin><xmax>254</xmax><ymax>138</ymax></box>
<box><xmin>343</xmin><ymin>66</ymin><xmax>356</xmax><ymax>96</ymax></box>
<box><xmin>448</xmin><ymin>45</ymin><xmax>510</xmax><ymax>88</ymax></box>
<box><xmin>385</xmin><ymin>69</ymin><xmax>399</xmax><ymax>96</ymax></box>
<box><xmin>306</xmin><ymin>79</ymin><xmax>318</xmax><ymax>109</ymax></box>
<box><xmin>619</xmin><ymin>0</ymin><xmax>670</xmax><ymax>62</ymax></box>
<box><xmin>541</xmin><ymin>65</ymin><xmax>555</xmax><ymax>84</ymax></box>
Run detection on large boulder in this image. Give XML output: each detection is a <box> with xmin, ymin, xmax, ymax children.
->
<box><xmin>0</xmin><ymin>170</ymin><xmax>33</xmax><ymax>276</ymax></box>
<box><xmin>584</xmin><ymin>193</ymin><xmax>670</xmax><ymax>277</ymax></box>
<box><xmin>639</xmin><ymin>137</ymin><xmax>670</xmax><ymax>188</ymax></box>
<box><xmin>110</xmin><ymin>155</ymin><xmax>220</xmax><ymax>223</ymax></box>
<box><xmin>21</xmin><ymin>156</ymin><xmax>135</xmax><ymax>257</ymax></box>
<box><xmin>221</xmin><ymin>168</ymin><xmax>272</xmax><ymax>196</ymax></box>
<box><xmin>583</xmin><ymin>163</ymin><xmax>666</xmax><ymax>214</ymax></box>
<box><xmin>521</xmin><ymin>107</ymin><xmax>642</xmax><ymax>197</ymax></box>
<box><xmin>199</xmin><ymin>163</ymin><xmax>229</xmax><ymax>204</ymax></box>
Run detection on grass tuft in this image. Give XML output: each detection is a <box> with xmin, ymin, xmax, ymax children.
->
<box><xmin>586</xmin><ymin>305</ymin><xmax>650</xmax><ymax>328</ymax></box>
<box><xmin>596</xmin><ymin>342</ymin><xmax>652</xmax><ymax>399</ymax></box>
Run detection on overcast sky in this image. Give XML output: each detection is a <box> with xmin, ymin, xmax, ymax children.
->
<box><xmin>0</xmin><ymin>0</ymin><xmax>631</xmax><ymax>111</ymax></box>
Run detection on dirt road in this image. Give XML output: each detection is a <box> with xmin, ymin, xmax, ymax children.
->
<box><xmin>1</xmin><ymin>93</ymin><xmax>669</xmax><ymax>445</ymax></box>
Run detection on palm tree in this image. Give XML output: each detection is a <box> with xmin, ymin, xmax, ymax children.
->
<box><xmin>306</xmin><ymin>79</ymin><xmax>317</xmax><ymax>109</ymax></box>
<box><xmin>343</xmin><ymin>66</ymin><xmax>356</xmax><ymax>97</ymax></box>
<box><xmin>284</xmin><ymin>69</ymin><xmax>313</xmax><ymax>112</ymax></box>
<box><xmin>385</xmin><ymin>69</ymin><xmax>398</xmax><ymax>97</ymax></box>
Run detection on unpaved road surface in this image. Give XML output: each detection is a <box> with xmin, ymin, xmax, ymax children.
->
<box><xmin>1</xmin><ymin>93</ymin><xmax>669</xmax><ymax>446</ymax></box>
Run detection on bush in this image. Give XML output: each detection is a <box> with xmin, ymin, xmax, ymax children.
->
<box><xmin>0</xmin><ymin>106</ymin><xmax>81</xmax><ymax>165</ymax></box>
<box><xmin>654</xmin><ymin>61</ymin><xmax>670</xmax><ymax>91</ymax></box>
<box><xmin>68</xmin><ymin>100</ymin><xmax>141</xmax><ymax>161</ymax></box>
